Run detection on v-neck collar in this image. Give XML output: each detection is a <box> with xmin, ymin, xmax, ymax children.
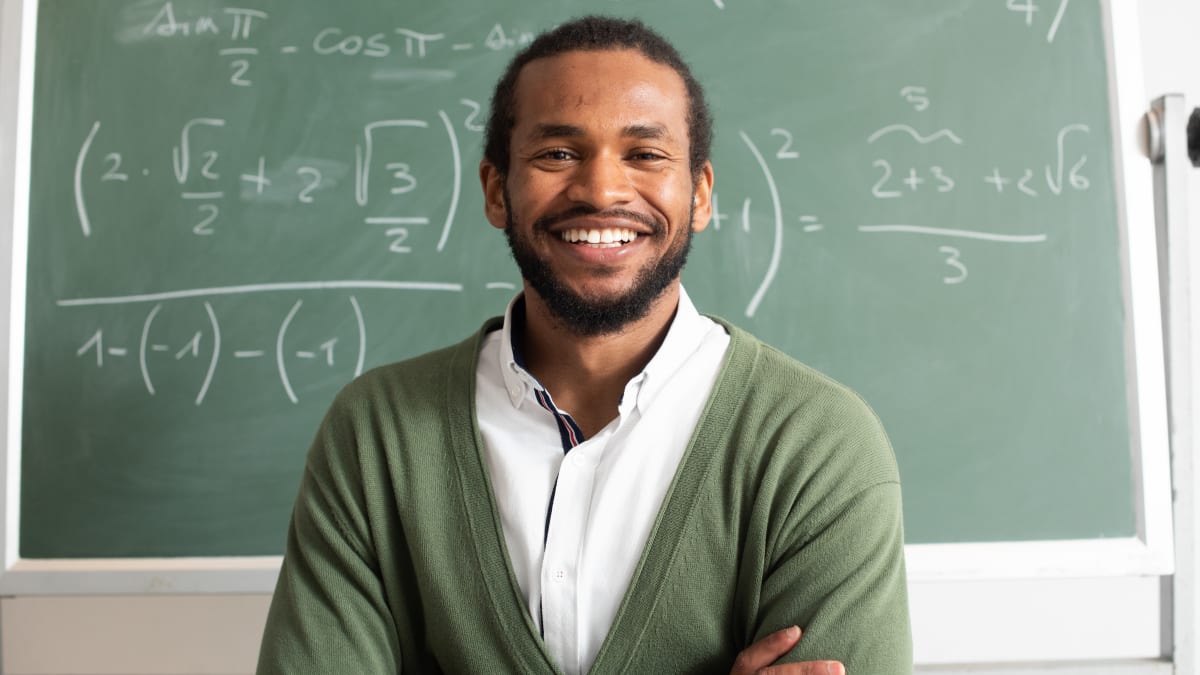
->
<box><xmin>445</xmin><ymin>315</ymin><xmax>758</xmax><ymax>674</ymax></box>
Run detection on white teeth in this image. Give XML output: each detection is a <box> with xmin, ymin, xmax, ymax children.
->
<box><xmin>559</xmin><ymin>228</ymin><xmax>639</xmax><ymax>246</ymax></box>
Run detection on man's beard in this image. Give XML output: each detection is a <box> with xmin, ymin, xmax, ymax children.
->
<box><xmin>503</xmin><ymin>193</ymin><xmax>694</xmax><ymax>337</ymax></box>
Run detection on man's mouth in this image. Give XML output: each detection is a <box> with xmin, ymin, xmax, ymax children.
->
<box><xmin>559</xmin><ymin>227</ymin><xmax>640</xmax><ymax>249</ymax></box>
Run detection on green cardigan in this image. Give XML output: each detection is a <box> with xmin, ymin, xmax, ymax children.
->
<box><xmin>257</xmin><ymin>318</ymin><xmax>912</xmax><ymax>674</ymax></box>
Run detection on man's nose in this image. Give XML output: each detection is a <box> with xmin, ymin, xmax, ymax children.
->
<box><xmin>565</xmin><ymin>153</ymin><xmax>636</xmax><ymax>208</ymax></box>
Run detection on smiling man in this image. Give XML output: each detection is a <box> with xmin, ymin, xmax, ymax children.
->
<box><xmin>258</xmin><ymin>16</ymin><xmax>911</xmax><ymax>675</ymax></box>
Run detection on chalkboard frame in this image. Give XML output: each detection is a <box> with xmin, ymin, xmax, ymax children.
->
<box><xmin>0</xmin><ymin>0</ymin><xmax>1173</xmax><ymax>595</ymax></box>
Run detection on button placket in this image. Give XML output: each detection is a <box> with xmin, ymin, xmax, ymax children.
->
<box><xmin>540</xmin><ymin>442</ymin><xmax>601</xmax><ymax>675</ymax></box>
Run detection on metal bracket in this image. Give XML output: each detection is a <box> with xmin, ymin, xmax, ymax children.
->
<box><xmin>1149</xmin><ymin>101</ymin><xmax>1200</xmax><ymax>169</ymax></box>
<box><xmin>1189</xmin><ymin>107</ymin><xmax>1200</xmax><ymax>167</ymax></box>
<box><xmin>1151</xmin><ymin>93</ymin><xmax>1196</xmax><ymax>673</ymax></box>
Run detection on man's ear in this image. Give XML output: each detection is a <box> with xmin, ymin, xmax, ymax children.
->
<box><xmin>479</xmin><ymin>160</ymin><xmax>508</xmax><ymax>230</ymax></box>
<box><xmin>690</xmin><ymin>161</ymin><xmax>715</xmax><ymax>233</ymax></box>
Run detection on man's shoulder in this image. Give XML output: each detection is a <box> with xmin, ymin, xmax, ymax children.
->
<box><xmin>710</xmin><ymin>318</ymin><xmax>898</xmax><ymax>484</ymax></box>
<box><xmin>713</xmin><ymin>318</ymin><xmax>876</xmax><ymax>416</ymax></box>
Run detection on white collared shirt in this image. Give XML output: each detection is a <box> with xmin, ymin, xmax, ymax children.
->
<box><xmin>475</xmin><ymin>287</ymin><xmax>731</xmax><ymax>675</ymax></box>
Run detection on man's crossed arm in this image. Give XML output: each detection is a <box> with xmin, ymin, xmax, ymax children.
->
<box><xmin>731</xmin><ymin>627</ymin><xmax>844</xmax><ymax>675</ymax></box>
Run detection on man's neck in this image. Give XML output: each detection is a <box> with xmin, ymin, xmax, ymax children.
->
<box><xmin>518</xmin><ymin>284</ymin><xmax>680</xmax><ymax>438</ymax></box>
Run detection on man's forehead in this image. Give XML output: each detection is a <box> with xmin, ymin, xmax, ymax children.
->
<box><xmin>509</xmin><ymin>48</ymin><xmax>689</xmax><ymax>127</ymax></box>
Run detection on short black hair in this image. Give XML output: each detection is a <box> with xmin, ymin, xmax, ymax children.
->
<box><xmin>483</xmin><ymin>15</ymin><xmax>713</xmax><ymax>180</ymax></box>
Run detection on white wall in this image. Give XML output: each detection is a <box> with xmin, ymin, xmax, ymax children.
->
<box><xmin>1</xmin><ymin>0</ymin><xmax>1198</xmax><ymax>673</ymax></box>
<box><xmin>1140</xmin><ymin>0</ymin><xmax>1200</xmax><ymax>671</ymax></box>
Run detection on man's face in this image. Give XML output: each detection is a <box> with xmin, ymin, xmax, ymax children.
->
<box><xmin>481</xmin><ymin>49</ymin><xmax>714</xmax><ymax>336</ymax></box>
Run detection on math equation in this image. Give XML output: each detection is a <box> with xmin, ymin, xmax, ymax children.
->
<box><xmin>32</xmin><ymin>0</ymin><xmax>1115</xmax><ymax>408</ymax></box>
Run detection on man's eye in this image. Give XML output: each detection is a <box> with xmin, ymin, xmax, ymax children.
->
<box><xmin>630</xmin><ymin>151</ymin><xmax>667</xmax><ymax>161</ymax></box>
<box><xmin>539</xmin><ymin>150</ymin><xmax>573</xmax><ymax>161</ymax></box>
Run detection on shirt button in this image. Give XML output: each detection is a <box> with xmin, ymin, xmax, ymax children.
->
<box><xmin>554</xmin><ymin>569</ymin><xmax>566</xmax><ymax>582</ymax></box>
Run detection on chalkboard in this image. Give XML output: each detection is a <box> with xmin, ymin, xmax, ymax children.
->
<box><xmin>14</xmin><ymin>0</ymin><xmax>1158</xmax><ymax>559</ymax></box>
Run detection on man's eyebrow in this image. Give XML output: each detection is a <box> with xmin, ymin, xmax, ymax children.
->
<box><xmin>528</xmin><ymin>123</ymin><xmax>673</xmax><ymax>140</ymax></box>
<box><xmin>623</xmin><ymin>124</ymin><xmax>669</xmax><ymax>140</ymax></box>
<box><xmin>532</xmin><ymin>123</ymin><xmax>585</xmax><ymax>139</ymax></box>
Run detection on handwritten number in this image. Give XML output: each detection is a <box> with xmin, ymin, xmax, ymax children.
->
<box><xmin>771</xmin><ymin>129</ymin><xmax>799</xmax><ymax>159</ymax></box>
<box><xmin>76</xmin><ymin>329</ymin><xmax>104</xmax><ymax>366</ymax></box>
<box><xmin>193</xmin><ymin>204</ymin><xmax>218</xmax><ymax>235</ymax></box>
<box><xmin>931</xmin><ymin>166</ymin><xmax>954</xmax><ymax>193</ymax></box>
<box><xmin>460</xmin><ymin>99</ymin><xmax>484</xmax><ymax>132</ymax></box>
<box><xmin>871</xmin><ymin>159</ymin><xmax>902</xmax><ymax>198</ymax></box>
<box><xmin>200</xmin><ymin>151</ymin><xmax>219</xmax><ymax>180</ymax></box>
<box><xmin>1017</xmin><ymin>169</ymin><xmax>1038</xmax><ymax>197</ymax></box>
<box><xmin>387</xmin><ymin>163</ymin><xmax>417</xmax><ymax>195</ymax></box>
<box><xmin>900</xmin><ymin>86</ymin><xmax>930</xmax><ymax>112</ymax></box>
<box><xmin>386</xmin><ymin>227</ymin><xmax>410</xmax><ymax>253</ymax></box>
<box><xmin>297</xmin><ymin>167</ymin><xmax>321</xmax><ymax>203</ymax></box>
<box><xmin>940</xmin><ymin>246</ymin><xmax>968</xmax><ymax>284</ymax></box>
<box><xmin>230</xmin><ymin>59</ymin><xmax>251</xmax><ymax>87</ymax></box>
<box><xmin>101</xmin><ymin>153</ymin><xmax>128</xmax><ymax>182</ymax></box>
<box><xmin>1068</xmin><ymin>155</ymin><xmax>1089</xmax><ymax>190</ymax></box>
<box><xmin>1006</xmin><ymin>0</ymin><xmax>1039</xmax><ymax>25</ymax></box>
<box><xmin>1045</xmin><ymin>123</ymin><xmax>1089</xmax><ymax>194</ymax></box>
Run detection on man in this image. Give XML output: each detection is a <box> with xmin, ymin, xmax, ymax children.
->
<box><xmin>258</xmin><ymin>15</ymin><xmax>911</xmax><ymax>675</ymax></box>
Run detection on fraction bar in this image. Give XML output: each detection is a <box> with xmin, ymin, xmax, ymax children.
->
<box><xmin>858</xmin><ymin>224</ymin><xmax>1047</xmax><ymax>243</ymax></box>
<box><xmin>57</xmin><ymin>280</ymin><xmax>464</xmax><ymax>307</ymax></box>
<box><xmin>365</xmin><ymin>217</ymin><xmax>430</xmax><ymax>225</ymax></box>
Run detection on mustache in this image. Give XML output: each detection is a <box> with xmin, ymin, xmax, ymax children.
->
<box><xmin>532</xmin><ymin>206</ymin><xmax>664</xmax><ymax>235</ymax></box>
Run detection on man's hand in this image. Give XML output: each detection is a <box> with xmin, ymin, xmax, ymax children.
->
<box><xmin>730</xmin><ymin>626</ymin><xmax>846</xmax><ymax>675</ymax></box>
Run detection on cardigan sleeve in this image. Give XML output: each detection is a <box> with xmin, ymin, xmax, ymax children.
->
<box><xmin>256</xmin><ymin>399</ymin><xmax>402</xmax><ymax>675</ymax></box>
<box><xmin>755</xmin><ymin>478</ymin><xmax>913</xmax><ymax>674</ymax></box>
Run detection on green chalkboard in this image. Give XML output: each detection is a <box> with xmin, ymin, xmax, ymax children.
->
<box><xmin>20</xmin><ymin>0</ymin><xmax>1137</xmax><ymax>558</ymax></box>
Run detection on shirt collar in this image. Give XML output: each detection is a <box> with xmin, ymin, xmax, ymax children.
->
<box><xmin>498</xmin><ymin>295</ymin><xmax>538</xmax><ymax>407</ymax></box>
<box><xmin>496</xmin><ymin>286</ymin><xmax>712</xmax><ymax>413</ymax></box>
<box><xmin>629</xmin><ymin>286</ymin><xmax>711</xmax><ymax>413</ymax></box>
